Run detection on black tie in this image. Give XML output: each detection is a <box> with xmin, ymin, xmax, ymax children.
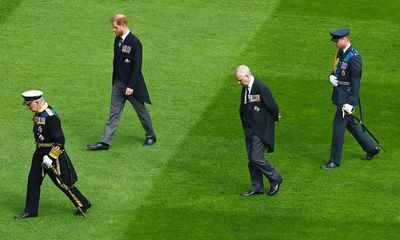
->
<box><xmin>118</xmin><ymin>37</ymin><xmax>122</xmax><ymax>47</ymax></box>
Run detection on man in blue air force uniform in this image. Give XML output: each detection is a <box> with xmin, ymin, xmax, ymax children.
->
<box><xmin>16</xmin><ymin>90</ymin><xmax>91</xmax><ymax>219</ymax></box>
<box><xmin>321</xmin><ymin>28</ymin><xmax>379</xmax><ymax>169</ymax></box>
<box><xmin>236</xmin><ymin>65</ymin><xmax>283</xmax><ymax>196</ymax></box>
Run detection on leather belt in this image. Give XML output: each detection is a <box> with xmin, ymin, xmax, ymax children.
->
<box><xmin>36</xmin><ymin>143</ymin><xmax>54</xmax><ymax>148</ymax></box>
<box><xmin>337</xmin><ymin>80</ymin><xmax>350</xmax><ymax>86</ymax></box>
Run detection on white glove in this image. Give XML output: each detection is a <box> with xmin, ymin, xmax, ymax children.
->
<box><xmin>329</xmin><ymin>75</ymin><xmax>338</xmax><ymax>87</ymax></box>
<box><xmin>42</xmin><ymin>155</ymin><xmax>53</xmax><ymax>168</ymax></box>
<box><xmin>343</xmin><ymin>103</ymin><xmax>353</xmax><ymax>114</ymax></box>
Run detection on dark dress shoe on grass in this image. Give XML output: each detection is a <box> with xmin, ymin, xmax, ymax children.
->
<box><xmin>75</xmin><ymin>202</ymin><xmax>92</xmax><ymax>216</ymax></box>
<box><xmin>87</xmin><ymin>142</ymin><xmax>109</xmax><ymax>151</ymax></box>
<box><xmin>320</xmin><ymin>162</ymin><xmax>339</xmax><ymax>169</ymax></box>
<box><xmin>362</xmin><ymin>147</ymin><xmax>380</xmax><ymax>160</ymax></box>
<box><xmin>268</xmin><ymin>178</ymin><xmax>283</xmax><ymax>196</ymax></box>
<box><xmin>15</xmin><ymin>212</ymin><xmax>37</xmax><ymax>219</ymax></box>
<box><xmin>241</xmin><ymin>190</ymin><xmax>264</xmax><ymax>197</ymax></box>
<box><xmin>143</xmin><ymin>136</ymin><xmax>156</xmax><ymax>147</ymax></box>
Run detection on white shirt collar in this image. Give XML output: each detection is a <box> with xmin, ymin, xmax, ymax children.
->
<box><xmin>121</xmin><ymin>29</ymin><xmax>130</xmax><ymax>42</ymax></box>
<box><xmin>342</xmin><ymin>43</ymin><xmax>351</xmax><ymax>53</ymax></box>
<box><xmin>38</xmin><ymin>102</ymin><xmax>48</xmax><ymax>113</ymax></box>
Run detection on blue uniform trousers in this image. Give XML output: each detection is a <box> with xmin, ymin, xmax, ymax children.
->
<box><xmin>329</xmin><ymin>106</ymin><xmax>376</xmax><ymax>165</ymax></box>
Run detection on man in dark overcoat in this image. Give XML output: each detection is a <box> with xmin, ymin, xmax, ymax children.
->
<box><xmin>88</xmin><ymin>13</ymin><xmax>156</xmax><ymax>150</ymax></box>
<box><xmin>235</xmin><ymin>65</ymin><xmax>283</xmax><ymax>196</ymax></box>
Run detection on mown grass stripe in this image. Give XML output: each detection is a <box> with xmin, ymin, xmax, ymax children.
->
<box><xmin>120</xmin><ymin>0</ymin><xmax>400</xmax><ymax>239</ymax></box>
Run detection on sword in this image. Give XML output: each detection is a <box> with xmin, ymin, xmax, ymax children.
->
<box><xmin>46</xmin><ymin>165</ymin><xmax>87</xmax><ymax>218</ymax></box>
<box><xmin>351</xmin><ymin>113</ymin><xmax>387</xmax><ymax>152</ymax></box>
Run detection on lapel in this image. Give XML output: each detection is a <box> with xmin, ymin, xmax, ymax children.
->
<box><xmin>114</xmin><ymin>36</ymin><xmax>119</xmax><ymax>50</ymax></box>
<box><xmin>122</xmin><ymin>32</ymin><xmax>132</xmax><ymax>45</ymax></box>
<box><xmin>121</xmin><ymin>33</ymin><xmax>134</xmax><ymax>55</ymax></box>
<box><xmin>250</xmin><ymin>79</ymin><xmax>260</xmax><ymax>99</ymax></box>
<box><xmin>250</xmin><ymin>80</ymin><xmax>257</xmax><ymax>95</ymax></box>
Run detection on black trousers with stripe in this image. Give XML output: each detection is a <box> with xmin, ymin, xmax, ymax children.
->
<box><xmin>24</xmin><ymin>149</ymin><xmax>90</xmax><ymax>215</ymax></box>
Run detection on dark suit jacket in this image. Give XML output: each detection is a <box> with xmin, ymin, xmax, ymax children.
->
<box><xmin>331</xmin><ymin>45</ymin><xmax>362</xmax><ymax>106</ymax></box>
<box><xmin>239</xmin><ymin>78</ymin><xmax>280</xmax><ymax>152</ymax></box>
<box><xmin>112</xmin><ymin>32</ymin><xmax>151</xmax><ymax>104</ymax></box>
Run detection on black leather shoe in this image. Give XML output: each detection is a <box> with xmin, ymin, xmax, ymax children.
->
<box><xmin>143</xmin><ymin>136</ymin><xmax>156</xmax><ymax>147</ymax></box>
<box><xmin>241</xmin><ymin>190</ymin><xmax>264</xmax><ymax>197</ymax></box>
<box><xmin>268</xmin><ymin>178</ymin><xmax>283</xmax><ymax>196</ymax></box>
<box><xmin>320</xmin><ymin>162</ymin><xmax>339</xmax><ymax>169</ymax></box>
<box><xmin>362</xmin><ymin>147</ymin><xmax>380</xmax><ymax>160</ymax></box>
<box><xmin>15</xmin><ymin>212</ymin><xmax>37</xmax><ymax>219</ymax></box>
<box><xmin>74</xmin><ymin>202</ymin><xmax>92</xmax><ymax>216</ymax></box>
<box><xmin>87</xmin><ymin>142</ymin><xmax>109</xmax><ymax>151</ymax></box>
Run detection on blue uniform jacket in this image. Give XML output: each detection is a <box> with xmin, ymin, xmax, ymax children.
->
<box><xmin>331</xmin><ymin>45</ymin><xmax>362</xmax><ymax>106</ymax></box>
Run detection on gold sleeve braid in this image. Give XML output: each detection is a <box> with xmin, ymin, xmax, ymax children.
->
<box><xmin>49</xmin><ymin>146</ymin><xmax>62</xmax><ymax>159</ymax></box>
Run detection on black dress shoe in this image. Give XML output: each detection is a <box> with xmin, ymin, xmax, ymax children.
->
<box><xmin>74</xmin><ymin>202</ymin><xmax>92</xmax><ymax>216</ymax></box>
<box><xmin>320</xmin><ymin>162</ymin><xmax>339</xmax><ymax>169</ymax></box>
<box><xmin>15</xmin><ymin>212</ymin><xmax>37</xmax><ymax>219</ymax></box>
<box><xmin>241</xmin><ymin>190</ymin><xmax>264</xmax><ymax>197</ymax></box>
<box><xmin>87</xmin><ymin>142</ymin><xmax>109</xmax><ymax>151</ymax></box>
<box><xmin>143</xmin><ymin>136</ymin><xmax>156</xmax><ymax>147</ymax></box>
<box><xmin>268</xmin><ymin>178</ymin><xmax>283</xmax><ymax>196</ymax></box>
<box><xmin>362</xmin><ymin>147</ymin><xmax>380</xmax><ymax>160</ymax></box>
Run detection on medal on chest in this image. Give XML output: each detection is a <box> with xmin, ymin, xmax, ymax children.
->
<box><xmin>122</xmin><ymin>45</ymin><xmax>131</xmax><ymax>53</ymax></box>
<box><xmin>249</xmin><ymin>94</ymin><xmax>261</xmax><ymax>103</ymax></box>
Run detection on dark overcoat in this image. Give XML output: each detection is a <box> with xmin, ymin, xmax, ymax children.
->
<box><xmin>112</xmin><ymin>32</ymin><xmax>151</xmax><ymax>104</ymax></box>
<box><xmin>239</xmin><ymin>79</ymin><xmax>280</xmax><ymax>152</ymax></box>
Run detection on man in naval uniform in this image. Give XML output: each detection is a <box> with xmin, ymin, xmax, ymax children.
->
<box><xmin>87</xmin><ymin>13</ymin><xmax>156</xmax><ymax>150</ymax></box>
<box><xmin>321</xmin><ymin>28</ymin><xmax>380</xmax><ymax>169</ymax></box>
<box><xmin>16</xmin><ymin>90</ymin><xmax>91</xmax><ymax>219</ymax></box>
<box><xmin>235</xmin><ymin>65</ymin><xmax>283</xmax><ymax>197</ymax></box>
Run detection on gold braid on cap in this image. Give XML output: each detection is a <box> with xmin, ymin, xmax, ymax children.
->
<box><xmin>49</xmin><ymin>146</ymin><xmax>62</xmax><ymax>159</ymax></box>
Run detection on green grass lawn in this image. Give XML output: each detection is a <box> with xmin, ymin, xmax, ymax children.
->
<box><xmin>1</xmin><ymin>0</ymin><xmax>399</xmax><ymax>239</ymax></box>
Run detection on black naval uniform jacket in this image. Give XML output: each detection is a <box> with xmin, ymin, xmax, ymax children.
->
<box><xmin>112</xmin><ymin>32</ymin><xmax>151</xmax><ymax>104</ymax></box>
<box><xmin>239</xmin><ymin>79</ymin><xmax>280</xmax><ymax>152</ymax></box>
<box><xmin>33</xmin><ymin>104</ymin><xmax>77</xmax><ymax>187</ymax></box>
<box><xmin>331</xmin><ymin>45</ymin><xmax>362</xmax><ymax>106</ymax></box>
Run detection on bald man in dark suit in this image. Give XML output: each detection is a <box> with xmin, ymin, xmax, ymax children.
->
<box><xmin>235</xmin><ymin>65</ymin><xmax>283</xmax><ymax>197</ymax></box>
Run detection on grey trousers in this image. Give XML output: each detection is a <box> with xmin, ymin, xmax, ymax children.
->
<box><xmin>100</xmin><ymin>85</ymin><xmax>155</xmax><ymax>145</ymax></box>
<box><xmin>329</xmin><ymin>106</ymin><xmax>376</xmax><ymax>165</ymax></box>
<box><xmin>244</xmin><ymin>128</ymin><xmax>282</xmax><ymax>192</ymax></box>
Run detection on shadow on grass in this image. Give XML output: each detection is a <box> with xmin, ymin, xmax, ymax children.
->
<box><xmin>0</xmin><ymin>0</ymin><xmax>22</xmax><ymax>25</ymax></box>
